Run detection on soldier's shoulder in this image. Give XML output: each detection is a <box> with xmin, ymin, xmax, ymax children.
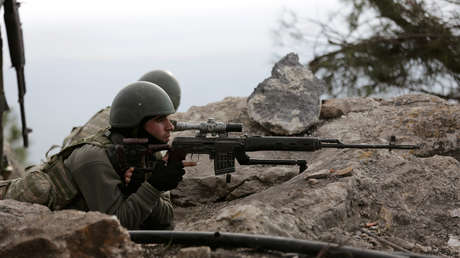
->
<box><xmin>65</xmin><ymin>144</ymin><xmax>109</xmax><ymax>168</ymax></box>
<box><xmin>62</xmin><ymin>106</ymin><xmax>111</xmax><ymax>148</ymax></box>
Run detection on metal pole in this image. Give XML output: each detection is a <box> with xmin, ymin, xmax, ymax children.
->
<box><xmin>129</xmin><ymin>231</ymin><xmax>438</xmax><ymax>258</ymax></box>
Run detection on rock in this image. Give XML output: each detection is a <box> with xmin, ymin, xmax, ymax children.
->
<box><xmin>449</xmin><ymin>208</ymin><xmax>460</xmax><ymax>218</ymax></box>
<box><xmin>247</xmin><ymin>53</ymin><xmax>326</xmax><ymax>135</ymax></box>
<box><xmin>216</xmin><ymin>204</ymin><xmax>263</xmax><ymax>222</ymax></box>
<box><xmin>304</xmin><ymin>167</ymin><xmax>353</xmax><ymax>180</ymax></box>
<box><xmin>171</xmin><ymin>176</ymin><xmax>241</xmax><ymax>206</ymax></box>
<box><xmin>170</xmin><ymin>93</ymin><xmax>460</xmax><ymax>257</ymax></box>
<box><xmin>0</xmin><ymin>199</ymin><xmax>142</xmax><ymax>257</ymax></box>
<box><xmin>175</xmin><ymin>179</ymin><xmax>355</xmax><ymax>239</ymax></box>
<box><xmin>335</xmin><ymin>166</ymin><xmax>353</xmax><ymax>177</ymax></box>
<box><xmin>307</xmin><ymin>178</ymin><xmax>320</xmax><ymax>184</ymax></box>
<box><xmin>304</xmin><ymin>169</ymin><xmax>331</xmax><ymax>179</ymax></box>
<box><xmin>320</xmin><ymin>105</ymin><xmax>344</xmax><ymax>119</ymax></box>
<box><xmin>171</xmin><ymin>167</ymin><xmax>297</xmax><ymax>206</ymax></box>
<box><xmin>319</xmin><ymin>98</ymin><xmax>380</xmax><ymax>119</ymax></box>
<box><xmin>315</xmin><ymin>94</ymin><xmax>460</xmax><ymax>162</ymax></box>
<box><xmin>172</xmin><ymin>97</ymin><xmax>248</xmax><ymax>125</ymax></box>
<box><xmin>176</xmin><ymin>246</ymin><xmax>211</xmax><ymax>258</ymax></box>
<box><xmin>448</xmin><ymin>235</ymin><xmax>460</xmax><ymax>248</ymax></box>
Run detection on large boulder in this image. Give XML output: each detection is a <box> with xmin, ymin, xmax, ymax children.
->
<box><xmin>247</xmin><ymin>53</ymin><xmax>326</xmax><ymax>135</ymax></box>
<box><xmin>0</xmin><ymin>199</ymin><xmax>142</xmax><ymax>257</ymax></box>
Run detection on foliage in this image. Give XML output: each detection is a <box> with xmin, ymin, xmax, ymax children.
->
<box><xmin>3</xmin><ymin>110</ymin><xmax>27</xmax><ymax>164</ymax></box>
<box><xmin>274</xmin><ymin>0</ymin><xmax>460</xmax><ymax>100</ymax></box>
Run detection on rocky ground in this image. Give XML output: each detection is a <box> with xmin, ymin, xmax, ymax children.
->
<box><xmin>1</xmin><ymin>93</ymin><xmax>458</xmax><ymax>258</ymax></box>
<box><xmin>165</xmin><ymin>93</ymin><xmax>460</xmax><ymax>258</ymax></box>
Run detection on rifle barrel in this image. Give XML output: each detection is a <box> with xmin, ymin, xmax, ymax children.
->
<box><xmin>320</xmin><ymin>143</ymin><xmax>419</xmax><ymax>149</ymax></box>
<box><xmin>17</xmin><ymin>68</ymin><xmax>28</xmax><ymax>147</ymax></box>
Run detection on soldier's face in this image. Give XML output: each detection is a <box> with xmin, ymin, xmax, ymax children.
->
<box><xmin>143</xmin><ymin>115</ymin><xmax>174</xmax><ymax>143</ymax></box>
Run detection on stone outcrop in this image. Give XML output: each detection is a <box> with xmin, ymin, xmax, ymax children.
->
<box><xmin>171</xmin><ymin>167</ymin><xmax>297</xmax><ymax>206</ymax></box>
<box><xmin>0</xmin><ymin>199</ymin><xmax>142</xmax><ymax>257</ymax></box>
<box><xmin>169</xmin><ymin>93</ymin><xmax>460</xmax><ymax>257</ymax></box>
<box><xmin>317</xmin><ymin>94</ymin><xmax>460</xmax><ymax>161</ymax></box>
<box><xmin>247</xmin><ymin>53</ymin><xmax>326</xmax><ymax>135</ymax></box>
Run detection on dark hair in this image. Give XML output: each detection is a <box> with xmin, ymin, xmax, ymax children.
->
<box><xmin>111</xmin><ymin>115</ymin><xmax>165</xmax><ymax>144</ymax></box>
<box><xmin>110</xmin><ymin>127</ymin><xmax>138</xmax><ymax>138</ymax></box>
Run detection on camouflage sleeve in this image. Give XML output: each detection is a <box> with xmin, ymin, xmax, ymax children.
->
<box><xmin>140</xmin><ymin>191</ymin><xmax>175</xmax><ymax>230</ymax></box>
<box><xmin>64</xmin><ymin>144</ymin><xmax>174</xmax><ymax>229</ymax></box>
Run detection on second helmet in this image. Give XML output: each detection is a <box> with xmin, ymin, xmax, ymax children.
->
<box><xmin>139</xmin><ymin>70</ymin><xmax>181</xmax><ymax>111</ymax></box>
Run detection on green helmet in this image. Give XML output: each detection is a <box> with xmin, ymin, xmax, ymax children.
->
<box><xmin>110</xmin><ymin>81</ymin><xmax>175</xmax><ymax>128</ymax></box>
<box><xmin>139</xmin><ymin>70</ymin><xmax>181</xmax><ymax>110</ymax></box>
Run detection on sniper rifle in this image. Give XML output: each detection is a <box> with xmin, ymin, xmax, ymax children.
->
<box><xmin>112</xmin><ymin>119</ymin><xmax>420</xmax><ymax>183</ymax></box>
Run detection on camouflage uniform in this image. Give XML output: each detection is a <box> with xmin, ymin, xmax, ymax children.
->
<box><xmin>2</xmin><ymin>78</ymin><xmax>181</xmax><ymax>230</ymax></box>
<box><xmin>63</xmin><ymin>132</ymin><xmax>174</xmax><ymax>229</ymax></box>
<box><xmin>3</xmin><ymin>129</ymin><xmax>174</xmax><ymax>230</ymax></box>
<box><xmin>61</xmin><ymin>106</ymin><xmax>110</xmax><ymax>148</ymax></box>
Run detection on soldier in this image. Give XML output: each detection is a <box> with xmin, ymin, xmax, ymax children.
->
<box><xmin>3</xmin><ymin>81</ymin><xmax>184</xmax><ymax>230</ymax></box>
<box><xmin>62</xmin><ymin>70</ymin><xmax>181</xmax><ymax>148</ymax></box>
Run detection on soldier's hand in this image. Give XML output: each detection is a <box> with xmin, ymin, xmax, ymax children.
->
<box><xmin>124</xmin><ymin>167</ymin><xmax>134</xmax><ymax>184</ymax></box>
<box><xmin>126</xmin><ymin>168</ymin><xmax>147</xmax><ymax>195</ymax></box>
<box><xmin>147</xmin><ymin>160</ymin><xmax>185</xmax><ymax>191</ymax></box>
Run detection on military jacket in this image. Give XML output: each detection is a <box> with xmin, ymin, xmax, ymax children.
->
<box><xmin>4</xmin><ymin>129</ymin><xmax>174</xmax><ymax>230</ymax></box>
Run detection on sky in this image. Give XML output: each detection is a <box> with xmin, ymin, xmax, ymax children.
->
<box><xmin>1</xmin><ymin>0</ymin><xmax>342</xmax><ymax>164</ymax></box>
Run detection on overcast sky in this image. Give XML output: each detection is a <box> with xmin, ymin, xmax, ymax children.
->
<box><xmin>1</xmin><ymin>0</ymin><xmax>342</xmax><ymax>164</ymax></box>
